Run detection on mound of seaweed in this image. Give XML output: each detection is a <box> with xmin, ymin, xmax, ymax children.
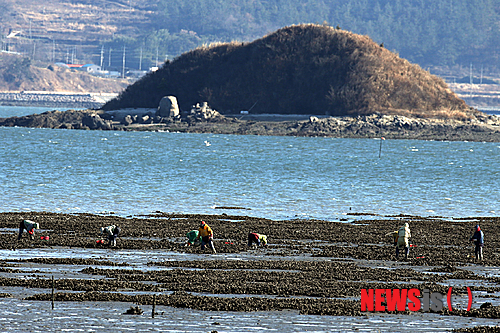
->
<box><xmin>103</xmin><ymin>24</ymin><xmax>475</xmax><ymax>119</ymax></box>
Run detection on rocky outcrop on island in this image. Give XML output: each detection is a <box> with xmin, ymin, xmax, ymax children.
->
<box><xmin>0</xmin><ymin>109</ymin><xmax>114</xmax><ymax>130</ymax></box>
<box><xmin>296</xmin><ymin>113</ymin><xmax>500</xmax><ymax>141</ymax></box>
<box><xmin>0</xmin><ymin>98</ymin><xmax>224</xmax><ymax>131</ymax></box>
<box><xmin>1</xmin><ymin>99</ymin><xmax>499</xmax><ymax>142</ymax></box>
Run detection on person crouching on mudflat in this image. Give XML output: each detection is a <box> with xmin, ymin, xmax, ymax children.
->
<box><xmin>248</xmin><ymin>232</ymin><xmax>268</xmax><ymax>247</ymax></box>
<box><xmin>18</xmin><ymin>220</ymin><xmax>40</xmax><ymax>241</ymax></box>
<box><xmin>185</xmin><ymin>229</ymin><xmax>199</xmax><ymax>247</ymax></box>
<box><xmin>100</xmin><ymin>225</ymin><xmax>120</xmax><ymax>247</ymax></box>
<box><xmin>196</xmin><ymin>221</ymin><xmax>216</xmax><ymax>254</ymax></box>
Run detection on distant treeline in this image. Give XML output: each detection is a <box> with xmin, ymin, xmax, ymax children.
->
<box><xmin>125</xmin><ymin>0</ymin><xmax>500</xmax><ymax>71</ymax></box>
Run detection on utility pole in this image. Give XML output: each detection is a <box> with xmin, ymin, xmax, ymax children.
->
<box><xmin>139</xmin><ymin>47</ymin><xmax>142</xmax><ymax>71</ymax></box>
<box><xmin>108</xmin><ymin>48</ymin><xmax>112</xmax><ymax>67</ymax></box>
<box><xmin>66</xmin><ymin>48</ymin><xmax>69</xmax><ymax>64</ymax></box>
<box><xmin>100</xmin><ymin>45</ymin><xmax>104</xmax><ymax>69</ymax></box>
<box><xmin>122</xmin><ymin>45</ymin><xmax>126</xmax><ymax>78</ymax></box>
<box><xmin>469</xmin><ymin>63</ymin><xmax>473</xmax><ymax>99</ymax></box>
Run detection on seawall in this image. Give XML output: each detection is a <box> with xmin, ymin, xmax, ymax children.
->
<box><xmin>0</xmin><ymin>91</ymin><xmax>118</xmax><ymax>109</ymax></box>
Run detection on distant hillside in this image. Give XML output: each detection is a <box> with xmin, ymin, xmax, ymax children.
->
<box><xmin>103</xmin><ymin>24</ymin><xmax>475</xmax><ymax>120</ymax></box>
<box><xmin>0</xmin><ymin>53</ymin><xmax>128</xmax><ymax>93</ymax></box>
<box><xmin>1</xmin><ymin>0</ymin><xmax>499</xmax><ymax>76</ymax></box>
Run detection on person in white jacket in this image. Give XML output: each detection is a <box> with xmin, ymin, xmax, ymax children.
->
<box><xmin>395</xmin><ymin>223</ymin><xmax>411</xmax><ymax>260</ymax></box>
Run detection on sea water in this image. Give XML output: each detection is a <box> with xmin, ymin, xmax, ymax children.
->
<box><xmin>0</xmin><ymin>106</ymin><xmax>498</xmax><ymax>220</ymax></box>
<box><xmin>1</xmin><ymin>107</ymin><xmax>500</xmax><ymax>332</ymax></box>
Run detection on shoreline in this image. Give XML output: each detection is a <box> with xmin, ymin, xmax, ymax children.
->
<box><xmin>1</xmin><ymin>107</ymin><xmax>500</xmax><ymax>142</ymax></box>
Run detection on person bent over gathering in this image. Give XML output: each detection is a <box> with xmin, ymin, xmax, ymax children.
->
<box><xmin>18</xmin><ymin>220</ymin><xmax>40</xmax><ymax>241</ymax></box>
<box><xmin>248</xmin><ymin>233</ymin><xmax>268</xmax><ymax>247</ymax></box>
<box><xmin>100</xmin><ymin>225</ymin><xmax>120</xmax><ymax>247</ymax></box>
<box><xmin>185</xmin><ymin>230</ymin><xmax>199</xmax><ymax>247</ymax></box>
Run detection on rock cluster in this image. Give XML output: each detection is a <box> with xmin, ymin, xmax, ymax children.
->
<box><xmin>185</xmin><ymin>101</ymin><xmax>222</xmax><ymax>122</ymax></box>
<box><xmin>117</xmin><ymin>96</ymin><xmax>222</xmax><ymax>126</ymax></box>
<box><xmin>119</xmin><ymin>112</ymin><xmax>159</xmax><ymax>126</ymax></box>
<box><xmin>82</xmin><ymin>114</ymin><xmax>113</xmax><ymax>130</ymax></box>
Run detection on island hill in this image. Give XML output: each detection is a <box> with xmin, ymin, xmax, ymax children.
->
<box><xmin>103</xmin><ymin>23</ymin><xmax>474</xmax><ymax>119</ymax></box>
<box><xmin>1</xmin><ymin>23</ymin><xmax>500</xmax><ymax>142</ymax></box>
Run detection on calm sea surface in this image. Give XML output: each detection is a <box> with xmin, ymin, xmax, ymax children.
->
<box><xmin>0</xmin><ymin>106</ymin><xmax>498</xmax><ymax>220</ymax></box>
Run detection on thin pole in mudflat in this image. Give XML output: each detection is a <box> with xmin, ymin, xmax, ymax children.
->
<box><xmin>152</xmin><ymin>294</ymin><xmax>156</xmax><ymax>318</ymax></box>
<box><xmin>379</xmin><ymin>137</ymin><xmax>385</xmax><ymax>158</ymax></box>
<box><xmin>51</xmin><ymin>276</ymin><xmax>55</xmax><ymax>309</ymax></box>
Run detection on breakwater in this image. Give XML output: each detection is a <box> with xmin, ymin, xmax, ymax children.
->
<box><xmin>0</xmin><ymin>91</ymin><xmax>118</xmax><ymax>109</ymax></box>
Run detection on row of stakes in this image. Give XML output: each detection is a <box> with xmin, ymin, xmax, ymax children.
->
<box><xmin>50</xmin><ymin>275</ymin><xmax>158</xmax><ymax>317</ymax></box>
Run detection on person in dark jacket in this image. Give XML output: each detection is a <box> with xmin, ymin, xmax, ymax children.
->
<box><xmin>469</xmin><ymin>224</ymin><xmax>484</xmax><ymax>261</ymax></box>
<box><xmin>100</xmin><ymin>225</ymin><xmax>120</xmax><ymax>247</ymax></box>
<box><xmin>18</xmin><ymin>220</ymin><xmax>40</xmax><ymax>241</ymax></box>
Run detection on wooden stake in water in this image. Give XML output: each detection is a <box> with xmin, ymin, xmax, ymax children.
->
<box><xmin>152</xmin><ymin>294</ymin><xmax>156</xmax><ymax>318</ymax></box>
<box><xmin>51</xmin><ymin>276</ymin><xmax>55</xmax><ymax>309</ymax></box>
<box><xmin>379</xmin><ymin>137</ymin><xmax>385</xmax><ymax>158</ymax></box>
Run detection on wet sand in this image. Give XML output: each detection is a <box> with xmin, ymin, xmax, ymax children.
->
<box><xmin>1</xmin><ymin>211</ymin><xmax>500</xmax><ymax>331</ymax></box>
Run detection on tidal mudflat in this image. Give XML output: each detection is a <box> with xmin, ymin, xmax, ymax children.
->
<box><xmin>1</xmin><ymin>211</ymin><xmax>500</xmax><ymax>332</ymax></box>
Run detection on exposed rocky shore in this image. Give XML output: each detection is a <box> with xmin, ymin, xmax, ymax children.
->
<box><xmin>1</xmin><ymin>104</ymin><xmax>500</xmax><ymax>142</ymax></box>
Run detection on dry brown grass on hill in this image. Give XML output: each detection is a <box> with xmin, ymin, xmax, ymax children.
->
<box><xmin>2</xmin><ymin>0</ymin><xmax>150</xmax><ymax>38</ymax></box>
<box><xmin>0</xmin><ymin>53</ymin><xmax>128</xmax><ymax>93</ymax></box>
<box><xmin>104</xmin><ymin>24</ymin><xmax>475</xmax><ymax>120</ymax></box>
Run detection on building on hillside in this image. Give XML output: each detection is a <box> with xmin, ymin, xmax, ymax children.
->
<box><xmin>55</xmin><ymin>63</ymin><xmax>101</xmax><ymax>73</ymax></box>
<box><xmin>80</xmin><ymin>64</ymin><xmax>101</xmax><ymax>73</ymax></box>
<box><xmin>56</xmin><ymin>63</ymin><xmax>84</xmax><ymax>70</ymax></box>
<box><xmin>126</xmin><ymin>70</ymin><xmax>147</xmax><ymax>78</ymax></box>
